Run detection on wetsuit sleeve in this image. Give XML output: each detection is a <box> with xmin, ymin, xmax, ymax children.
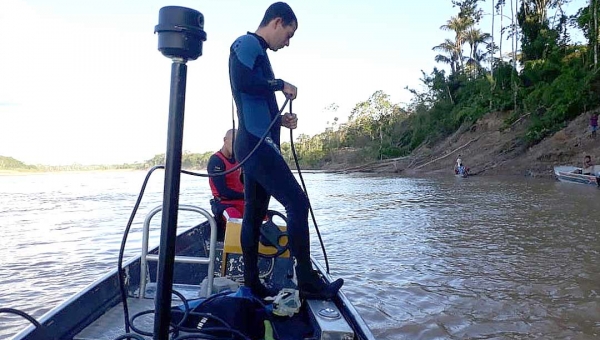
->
<box><xmin>230</xmin><ymin>37</ymin><xmax>284</xmax><ymax>95</ymax></box>
<box><xmin>207</xmin><ymin>155</ymin><xmax>244</xmax><ymax>200</ymax></box>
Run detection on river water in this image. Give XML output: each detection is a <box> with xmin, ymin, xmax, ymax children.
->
<box><xmin>1</xmin><ymin>170</ymin><xmax>599</xmax><ymax>339</ymax></box>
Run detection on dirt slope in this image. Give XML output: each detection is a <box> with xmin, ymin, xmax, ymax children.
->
<box><xmin>335</xmin><ymin>110</ymin><xmax>600</xmax><ymax>178</ymax></box>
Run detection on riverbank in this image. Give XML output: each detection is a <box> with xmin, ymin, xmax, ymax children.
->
<box><xmin>4</xmin><ymin>109</ymin><xmax>598</xmax><ymax>179</ymax></box>
<box><xmin>323</xmin><ymin>110</ymin><xmax>600</xmax><ymax>179</ymax></box>
<box><xmin>0</xmin><ymin>170</ymin><xmax>28</xmax><ymax>176</ymax></box>
<box><xmin>0</xmin><ymin>168</ymin><xmax>140</xmax><ymax>176</ymax></box>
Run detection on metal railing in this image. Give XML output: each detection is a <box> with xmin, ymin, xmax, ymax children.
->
<box><xmin>139</xmin><ymin>204</ymin><xmax>217</xmax><ymax>299</ymax></box>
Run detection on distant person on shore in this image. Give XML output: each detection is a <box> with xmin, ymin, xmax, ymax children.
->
<box><xmin>590</xmin><ymin>113</ymin><xmax>598</xmax><ymax>139</ymax></box>
<box><xmin>208</xmin><ymin>129</ymin><xmax>244</xmax><ymax>236</ymax></box>
<box><xmin>454</xmin><ymin>155</ymin><xmax>464</xmax><ymax>175</ymax></box>
<box><xmin>582</xmin><ymin>155</ymin><xmax>594</xmax><ymax>175</ymax></box>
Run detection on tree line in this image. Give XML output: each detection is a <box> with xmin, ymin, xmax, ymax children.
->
<box><xmin>5</xmin><ymin>0</ymin><xmax>599</xmax><ymax>171</ymax></box>
<box><xmin>285</xmin><ymin>0</ymin><xmax>600</xmax><ymax>168</ymax></box>
<box><xmin>0</xmin><ymin>152</ymin><xmax>213</xmax><ymax>171</ymax></box>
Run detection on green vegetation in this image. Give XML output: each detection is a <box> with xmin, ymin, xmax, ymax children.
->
<box><xmin>0</xmin><ymin>152</ymin><xmax>213</xmax><ymax>172</ymax></box>
<box><xmin>280</xmin><ymin>91</ymin><xmax>409</xmax><ymax>168</ymax></box>
<box><xmin>6</xmin><ymin>1</ymin><xmax>600</xmax><ymax>172</ymax></box>
<box><xmin>0</xmin><ymin>156</ymin><xmax>37</xmax><ymax>171</ymax></box>
<box><xmin>286</xmin><ymin>0</ymin><xmax>600</xmax><ymax>168</ymax></box>
<box><xmin>144</xmin><ymin>151</ymin><xmax>213</xmax><ymax>169</ymax></box>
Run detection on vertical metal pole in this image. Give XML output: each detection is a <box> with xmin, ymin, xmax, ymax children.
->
<box><xmin>153</xmin><ymin>59</ymin><xmax>187</xmax><ymax>340</ymax></box>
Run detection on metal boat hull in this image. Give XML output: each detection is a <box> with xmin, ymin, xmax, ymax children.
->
<box><xmin>12</xmin><ymin>218</ymin><xmax>374</xmax><ymax>340</ymax></box>
<box><xmin>554</xmin><ymin>166</ymin><xmax>600</xmax><ymax>186</ymax></box>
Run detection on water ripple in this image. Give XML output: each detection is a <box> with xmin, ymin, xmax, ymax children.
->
<box><xmin>2</xmin><ymin>172</ymin><xmax>600</xmax><ymax>339</ymax></box>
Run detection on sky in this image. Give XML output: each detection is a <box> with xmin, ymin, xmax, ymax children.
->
<box><xmin>0</xmin><ymin>0</ymin><xmax>588</xmax><ymax>165</ymax></box>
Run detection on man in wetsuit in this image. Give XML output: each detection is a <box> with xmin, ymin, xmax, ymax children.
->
<box><xmin>229</xmin><ymin>2</ymin><xmax>343</xmax><ymax>299</ymax></box>
<box><xmin>207</xmin><ymin>129</ymin><xmax>244</xmax><ymax>237</ymax></box>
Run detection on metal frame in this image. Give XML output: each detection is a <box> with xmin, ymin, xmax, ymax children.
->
<box><xmin>139</xmin><ymin>204</ymin><xmax>217</xmax><ymax>299</ymax></box>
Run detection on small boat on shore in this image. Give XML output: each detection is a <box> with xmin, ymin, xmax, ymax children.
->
<box><xmin>554</xmin><ymin>166</ymin><xmax>600</xmax><ymax>186</ymax></box>
<box><xmin>455</xmin><ymin>171</ymin><xmax>469</xmax><ymax>178</ymax></box>
<box><xmin>11</xmin><ymin>205</ymin><xmax>374</xmax><ymax>340</ymax></box>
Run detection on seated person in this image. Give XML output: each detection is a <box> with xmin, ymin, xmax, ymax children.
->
<box><xmin>458</xmin><ymin>164</ymin><xmax>467</xmax><ymax>176</ymax></box>
<box><xmin>208</xmin><ymin>129</ymin><xmax>244</xmax><ymax>237</ymax></box>
<box><xmin>454</xmin><ymin>162</ymin><xmax>468</xmax><ymax>176</ymax></box>
<box><xmin>454</xmin><ymin>155</ymin><xmax>464</xmax><ymax>174</ymax></box>
<box><xmin>582</xmin><ymin>155</ymin><xmax>594</xmax><ymax>175</ymax></box>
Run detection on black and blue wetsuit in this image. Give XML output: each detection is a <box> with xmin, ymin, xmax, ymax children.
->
<box><xmin>229</xmin><ymin>32</ymin><xmax>311</xmax><ymax>293</ymax></box>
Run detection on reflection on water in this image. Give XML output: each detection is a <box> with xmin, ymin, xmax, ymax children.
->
<box><xmin>1</xmin><ymin>171</ymin><xmax>600</xmax><ymax>339</ymax></box>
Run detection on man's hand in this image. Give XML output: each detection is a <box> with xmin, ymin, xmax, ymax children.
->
<box><xmin>283</xmin><ymin>81</ymin><xmax>297</xmax><ymax>100</ymax></box>
<box><xmin>281</xmin><ymin>112</ymin><xmax>297</xmax><ymax>129</ymax></box>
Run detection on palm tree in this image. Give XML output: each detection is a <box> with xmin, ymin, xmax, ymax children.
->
<box><xmin>433</xmin><ymin>39</ymin><xmax>460</xmax><ymax>74</ymax></box>
<box><xmin>440</xmin><ymin>15</ymin><xmax>475</xmax><ymax>70</ymax></box>
<box><xmin>464</xmin><ymin>28</ymin><xmax>492</xmax><ymax>74</ymax></box>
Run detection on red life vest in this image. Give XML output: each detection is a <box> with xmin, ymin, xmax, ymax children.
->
<box><xmin>209</xmin><ymin>151</ymin><xmax>244</xmax><ymax>202</ymax></box>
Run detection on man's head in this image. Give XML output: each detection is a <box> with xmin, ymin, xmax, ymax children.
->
<box><xmin>222</xmin><ymin>129</ymin><xmax>236</xmax><ymax>157</ymax></box>
<box><xmin>256</xmin><ymin>2</ymin><xmax>297</xmax><ymax>51</ymax></box>
<box><xmin>585</xmin><ymin>155</ymin><xmax>592</xmax><ymax>165</ymax></box>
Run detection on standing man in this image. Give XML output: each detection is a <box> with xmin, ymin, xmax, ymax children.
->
<box><xmin>229</xmin><ymin>2</ymin><xmax>343</xmax><ymax>299</ymax></box>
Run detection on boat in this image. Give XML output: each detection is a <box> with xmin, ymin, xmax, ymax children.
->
<box><xmin>10</xmin><ymin>205</ymin><xmax>375</xmax><ymax>340</ymax></box>
<box><xmin>7</xmin><ymin>6</ymin><xmax>375</xmax><ymax>340</ymax></box>
<box><xmin>455</xmin><ymin>171</ymin><xmax>469</xmax><ymax>178</ymax></box>
<box><xmin>554</xmin><ymin>166</ymin><xmax>600</xmax><ymax>186</ymax></box>
<box><xmin>5</xmin><ymin>6</ymin><xmax>374</xmax><ymax>340</ymax></box>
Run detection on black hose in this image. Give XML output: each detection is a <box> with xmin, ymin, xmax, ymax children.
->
<box><xmin>127</xmin><ymin>289</ymin><xmax>189</xmax><ymax>337</ymax></box>
<box><xmin>172</xmin><ymin>329</ymin><xmax>250</xmax><ymax>340</ymax></box>
<box><xmin>172</xmin><ymin>317</ymin><xmax>247</xmax><ymax>338</ymax></box>
<box><xmin>0</xmin><ymin>308</ymin><xmax>56</xmax><ymax>340</ymax></box>
<box><xmin>231</xmin><ymin>97</ymin><xmax>236</xmax><ymax>161</ymax></box>
<box><xmin>115</xmin><ymin>97</ymin><xmax>334</xmax><ymax>339</ymax></box>
<box><xmin>287</xmin><ymin>100</ymin><xmax>330</xmax><ymax>273</ymax></box>
<box><xmin>117</xmin><ymin>165</ymin><xmax>164</xmax><ymax>334</ymax></box>
<box><xmin>116</xmin><ymin>100</ymin><xmax>291</xmax><ymax>334</ymax></box>
<box><xmin>5</xmin><ymin>99</ymin><xmax>315</xmax><ymax>340</ymax></box>
<box><xmin>0</xmin><ymin>308</ymin><xmax>42</xmax><ymax>329</ymax></box>
<box><xmin>192</xmin><ymin>97</ymin><xmax>290</xmax><ymax>179</ymax></box>
<box><xmin>112</xmin><ymin>334</ymin><xmax>146</xmax><ymax>340</ymax></box>
<box><xmin>122</xmin><ymin>290</ymin><xmax>252</xmax><ymax>340</ymax></box>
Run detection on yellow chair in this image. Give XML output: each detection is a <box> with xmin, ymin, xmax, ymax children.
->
<box><xmin>221</xmin><ymin>218</ymin><xmax>290</xmax><ymax>276</ymax></box>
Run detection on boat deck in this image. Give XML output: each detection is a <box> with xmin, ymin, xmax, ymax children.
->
<box><xmin>10</xmin><ymin>210</ymin><xmax>374</xmax><ymax>340</ymax></box>
<box><xmin>75</xmin><ymin>284</ymin><xmax>200</xmax><ymax>340</ymax></box>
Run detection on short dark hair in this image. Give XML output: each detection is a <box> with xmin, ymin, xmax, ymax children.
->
<box><xmin>259</xmin><ymin>2</ymin><xmax>297</xmax><ymax>28</ymax></box>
